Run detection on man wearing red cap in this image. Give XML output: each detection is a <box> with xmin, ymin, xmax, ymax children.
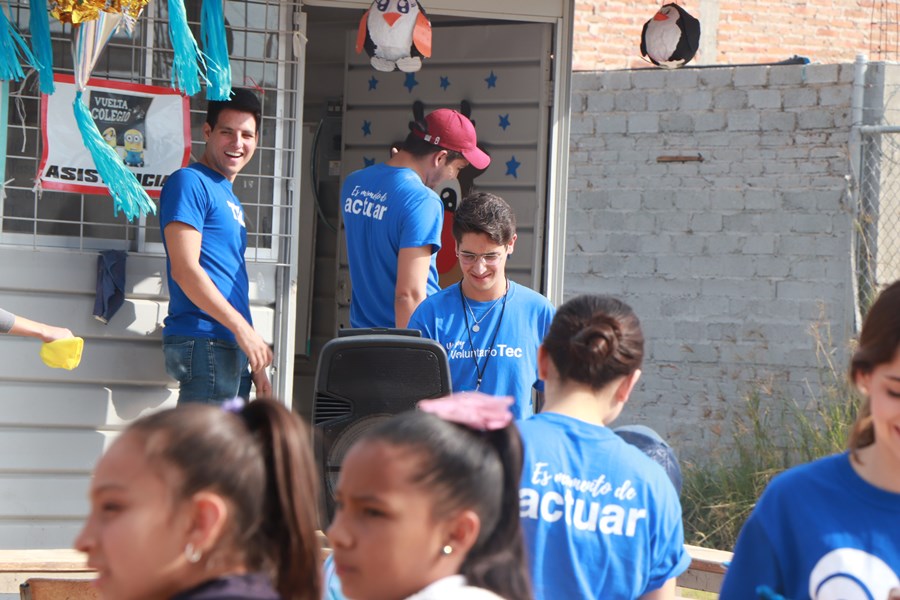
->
<box><xmin>342</xmin><ymin>108</ymin><xmax>490</xmax><ymax>329</ymax></box>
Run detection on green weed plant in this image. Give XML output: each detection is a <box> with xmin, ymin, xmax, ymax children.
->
<box><xmin>680</xmin><ymin>316</ymin><xmax>861</xmax><ymax>551</ymax></box>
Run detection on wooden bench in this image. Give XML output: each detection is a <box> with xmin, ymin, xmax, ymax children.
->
<box><xmin>677</xmin><ymin>544</ymin><xmax>732</xmax><ymax>595</ymax></box>
<box><xmin>0</xmin><ymin>550</ymin><xmax>95</xmax><ymax>598</ymax></box>
<box><xmin>18</xmin><ymin>579</ymin><xmax>98</xmax><ymax>600</ymax></box>
<box><xmin>1</xmin><ymin>540</ymin><xmax>731</xmax><ymax>598</ymax></box>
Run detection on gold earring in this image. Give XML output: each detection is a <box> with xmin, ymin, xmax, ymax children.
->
<box><xmin>442</xmin><ymin>544</ymin><xmax>453</xmax><ymax>556</ymax></box>
<box><xmin>184</xmin><ymin>542</ymin><xmax>202</xmax><ymax>564</ymax></box>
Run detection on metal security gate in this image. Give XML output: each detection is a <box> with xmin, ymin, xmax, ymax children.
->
<box><xmin>1</xmin><ymin>1</ymin><xmax>302</xmax><ymax>255</ymax></box>
<box><xmin>0</xmin><ymin>0</ymin><xmax>306</xmax><ymax>400</ymax></box>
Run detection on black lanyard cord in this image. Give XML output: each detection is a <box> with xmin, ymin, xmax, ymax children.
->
<box><xmin>459</xmin><ymin>280</ymin><xmax>508</xmax><ymax>390</ymax></box>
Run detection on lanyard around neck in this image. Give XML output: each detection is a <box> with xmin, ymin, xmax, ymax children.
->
<box><xmin>459</xmin><ymin>281</ymin><xmax>508</xmax><ymax>390</ymax></box>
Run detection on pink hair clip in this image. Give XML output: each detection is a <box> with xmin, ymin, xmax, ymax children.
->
<box><xmin>418</xmin><ymin>392</ymin><xmax>514</xmax><ymax>431</ymax></box>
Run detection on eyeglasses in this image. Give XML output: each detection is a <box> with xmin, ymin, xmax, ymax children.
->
<box><xmin>457</xmin><ymin>248</ymin><xmax>507</xmax><ymax>266</ymax></box>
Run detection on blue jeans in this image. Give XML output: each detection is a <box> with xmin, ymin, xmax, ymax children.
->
<box><xmin>163</xmin><ymin>335</ymin><xmax>250</xmax><ymax>404</ymax></box>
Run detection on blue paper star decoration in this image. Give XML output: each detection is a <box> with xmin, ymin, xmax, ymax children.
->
<box><xmin>404</xmin><ymin>72</ymin><xmax>419</xmax><ymax>93</ymax></box>
<box><xmin>505</xmin><ymin>155</ymin><xmax>521</xmax><ymax>178</ymax></box>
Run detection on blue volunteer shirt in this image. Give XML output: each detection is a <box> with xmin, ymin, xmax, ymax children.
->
<box><xmin>720</xmin><ymin>452</ymin><xmax>900</xmax><ymax>600</ymax></box>
<box><xmin>159</xmin><ymin>163</ymin><xmax>251</xmax><ymax>342</ymax></box>
<box><xmin>518</xmin><ymin>413</ymin><xmax>691</xmax><ymax>600</ymax></box>
<box><xmin>342</xmin><ymin>163</ymin><xmax>443</xmax><ymax>328</ymax></box>
<box><xmin>408</xmin><ymin>281</ymin><xmax>555</xmax><ymax>419</ymax></box>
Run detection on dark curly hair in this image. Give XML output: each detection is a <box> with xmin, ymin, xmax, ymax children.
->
<box><xmin>452</xmin><ymin>192</ymin><xmax>516</xmax><ymax>245</ymax></box>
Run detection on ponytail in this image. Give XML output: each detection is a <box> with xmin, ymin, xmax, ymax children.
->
<box><xmin>129</xmin><ymin>400</ymin><xmax>322</xmax><ymax>600</ymax></box>
<box><xmin>242</xmin><ymin>400</ymin><xmax>322</xmax><ymax>600</ymax></box>
<box><xmin>458</xmin><ymin>425</ymin><xmax>531</xmax><ymax>600</ymax></box>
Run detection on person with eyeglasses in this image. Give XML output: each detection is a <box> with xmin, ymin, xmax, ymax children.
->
<box><xmin>408</xmin><ymin>192</ymin><xmax>555</xmax><ymax>419</ymax></box>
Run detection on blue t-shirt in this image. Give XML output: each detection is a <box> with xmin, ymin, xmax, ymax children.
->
<box><xmin>159</xmin><ymin>163</ymin><xmax>251</xmax><ymax>342</ymax></box>
<box><xmin>720</xmin><ymin>452</ymin><xmax>900</xmax><ymax>600</ymax></box>
<box><xmin>342</xmin><ymin>163</ymin><xmax>443</xmax><ymax>328</ymax></box>
<box><xmin>408</xmin><ymin>281</ymin><xmax>555</xmax><ymax>419</ymax></box>
<box><xmin>518</xmin><ymin>413</ymin><xmax>691</xmax><ymax>600</ymax></box>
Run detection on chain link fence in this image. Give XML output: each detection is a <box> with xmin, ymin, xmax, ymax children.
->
<box><xmin>856</xmin><ymin>125</ymin><xmax>900</xmax><ymax>309</ymax></box>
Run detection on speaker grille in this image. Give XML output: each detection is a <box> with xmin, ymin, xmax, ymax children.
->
<box><xmin>324</xmin><ymin>347</ymin><xmax>445</xmax><ymax>403</ymax></box>
<box><xmin>312</xmin><ymin>395</ymin><xmax>353</xmax><ymax>426</ymax></box>
<box><xmin>312</xmin><ymin>334</ymin><xmax>452</xmax><ymax>528</ymax></box>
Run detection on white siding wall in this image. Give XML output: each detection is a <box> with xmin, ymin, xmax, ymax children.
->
<box><xmin>0</xmin><ymin>246</ymin><xmax>276</xmax><ymax>549</ymax></box>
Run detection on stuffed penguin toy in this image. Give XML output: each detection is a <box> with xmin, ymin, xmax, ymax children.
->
<box><xmin>640</xmin><ymin>3</ymin><xmax>701</xmax><ymax>68</ymax></box>
<box><xmin>356</xmin><ymin>0</ymin><xmax>432</xmax><ymax>73</ymax></box>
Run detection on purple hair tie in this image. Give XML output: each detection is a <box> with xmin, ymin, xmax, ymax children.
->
<box><xmin>221</xmin><ymin>397</ymin><xmax>246</xmax><ymax>413</ymax></box>
<box><xmin>418</xmin><ymin>392</ymin><xmax>514</xmax><ymax>431</ymax></box>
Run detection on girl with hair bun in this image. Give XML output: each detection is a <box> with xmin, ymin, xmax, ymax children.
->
<box><xmin>75</xmin><ymin>399</ymin><xmax>322</xmax><ymax>600</ymax></box>
<box><xmin>720</xmin><ymin>281</ymin><xmax>900</xmax><ymax>599</ymax></box>
<box><xmin>518</xmin><ymin>294</ymin><xmax>690</xmax><ymax>600</ymax></box>
<box><xmin>326</xmin><ymin>393</ymin><xmax>531</xmax><ymax>600</ymax></box>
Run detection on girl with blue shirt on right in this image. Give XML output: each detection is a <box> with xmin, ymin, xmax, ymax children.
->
<box><xmin>518</xmin><ymin>294</ymin><xmax>690</xmax><ymax>600</ymax></box>
<box><xmin>720</xmin><ymin>281</ymin><xmax>900</xmax><ymax>599</ymax></box>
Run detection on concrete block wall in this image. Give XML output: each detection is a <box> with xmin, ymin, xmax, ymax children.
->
<box><xmin>565</xmin><ymin>63</ymin><xmax>859</xmax><ymax>459</ymax></box>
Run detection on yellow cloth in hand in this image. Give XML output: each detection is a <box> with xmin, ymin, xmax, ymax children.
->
<box><xmin>40</xmin><ymin>337</ymin><xmax>84</xmax><ymax>370</ymax></box>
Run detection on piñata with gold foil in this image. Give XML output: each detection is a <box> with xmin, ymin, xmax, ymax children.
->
<box><xmin>50</xmin><ymin>0</ymin><xmax>150</xmax><ymax>25</ymax></box>
<box><xmin>0</xmin><ymin>0</ymin><xmax>231</xmax><ymax>221</ymax></box>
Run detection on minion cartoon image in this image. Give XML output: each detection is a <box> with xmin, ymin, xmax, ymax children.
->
<box><xmin>102</xmin><ymin>127</ymin><xmax>117</xmax><ymax>149</ymax></box>
<box><xmin>123</xmin><ymin>129</ymin><xmax>145</xmax><ymax>168</ymax></box>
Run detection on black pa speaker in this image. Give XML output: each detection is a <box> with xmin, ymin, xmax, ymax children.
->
<box><xmin>313</xmin><ymin>332</ymin><xmax>452</xmax><ymax>526</ymax></box>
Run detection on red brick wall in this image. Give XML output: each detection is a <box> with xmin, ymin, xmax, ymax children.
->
<box><xmin>574</xmin><ymin>0</ymin><xmax>877</xmax><ymax>71</ymax></box>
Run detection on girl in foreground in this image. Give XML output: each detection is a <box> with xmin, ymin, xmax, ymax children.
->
<box><xmin>720</xmin><ymin>282</ymin><xmax>900</xmax><ymax>599</ymax></box>
<box><xmin>518</xmin><ymin>294</ymin><xmax>690</xmax><ymax>600</ymax></box>
<box><xmin>75</xmin><ymin>399</ymin><xmax>322</xmax><ymax>600</ymax></box>
<box><xmin>326</xmin><ymin>393</ymin><xmax>531</xmax><ymax>600</ymax></box>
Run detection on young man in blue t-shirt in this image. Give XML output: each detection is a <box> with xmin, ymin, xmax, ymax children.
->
<box><xmin>342</xmin><ymin>108</ymin><xmax>490</xmax><ymax>329</ymax></box>
<box><xmin>408</xmin><ymin>192</ymin><xmax>555</xmax><ymax>419</ymax></box>
<box><xmin>159</xmin><ymin>89</ymin><xmax>272</xmax><ymax>403</ymax></box>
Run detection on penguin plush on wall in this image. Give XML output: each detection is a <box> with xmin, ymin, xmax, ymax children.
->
<box><xmin>356</xmin><ymin>0</ymin><xmax>432</xmax><ymax>73</ymax></box>
<box><xmin>640</xmin><ymin>3</ymin><xmax>701</xmax><ymax>68</ymax></box>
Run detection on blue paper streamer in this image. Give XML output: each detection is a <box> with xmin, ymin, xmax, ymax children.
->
<box><xmin>0</xmin><ymin>0</ymin><xmax>38</xmax><ymax>82</ymax></box>
<box><xmin>73</xmin><ymin>91</ymin><xmax>156</xmax><ymax>221</ymax></box>
<box><xmin>167</xmin><ymin>0</ymin><xmax>202</xmax><ymax>96</ymax></box>
<box><xmin>201</xmin><ymin>0</ymin><xmax>231</xmax><ymax>101</ymax></box>
<box><xmin>28</xmin><ymin>0</ymin><xmax>53</xmax><ymax>94</ymax></box>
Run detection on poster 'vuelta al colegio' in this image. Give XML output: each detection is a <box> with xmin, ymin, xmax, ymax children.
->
<box><xmin>38</xmin><ymin>74</ymin><xmax>190</xmax><ymax>198</ymax></box>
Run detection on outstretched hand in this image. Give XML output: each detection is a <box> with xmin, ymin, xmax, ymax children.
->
<box><xmin>40</xmin><ymin>325</ymin><xmax>74</xmax><ymax>343</ymax></box>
